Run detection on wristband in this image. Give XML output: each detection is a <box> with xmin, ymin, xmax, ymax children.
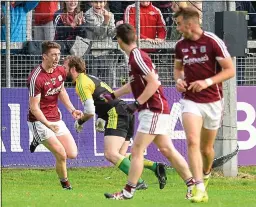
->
<box><xmin>205</xmin><ymin>78</ymin><xmax>213</xmax><ymax>87</ymax></box>
<box><xmin>134</xmin><ymin>100</ymin><xmax>141</xmax><ymax>107</ymax></box>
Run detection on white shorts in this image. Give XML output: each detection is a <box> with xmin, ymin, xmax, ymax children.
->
<box><xmin>180</xmin><ymin>99</ymin><xmax>224</xmax><ymax>130</ymax></box>
<box><xmin>137</xmin><ymin>109</ymin><xmax>171</xmax><ymax>135</ymax></box>
<box><xmin>27</xmin><ymin>120</ymin><xmax>70</xmax><ymax>144</ymax></box>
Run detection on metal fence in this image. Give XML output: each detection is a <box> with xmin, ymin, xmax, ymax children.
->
<box><xmin>1</xmin><ymin>1</ymin><xmax>256</xmax><ymax>88</ymax></box>
<box><xmin>1</xmin><ymin>52</ymin><xmax>256</xmax><ymax>88</ymax></box>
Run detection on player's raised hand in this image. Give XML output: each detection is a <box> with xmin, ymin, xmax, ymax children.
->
<box><xmin>47</xmin><ymin>123</ymin><xmax>59</xmax><ymax>133</ymax></box>
<box><xmin>188</xmin><ymin>80</ymin><xmax>208</xmax><ymax>93</ymax></box>
<box><xmin>175</xmin><ymin>79</ymin><xmax>187</xmax><ymax>92</ymax></box>
<box><xmin>72</xmin><ymin>109</ymin><xmax>83</xmax><ymax>120</ymax></box>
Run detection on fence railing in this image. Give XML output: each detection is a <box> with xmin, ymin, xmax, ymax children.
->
<box><xmin>1</xmin><ymin>1</ymin><xmax>256</xmax><ymax>88</ymax></box>
<box><xmin>1</xmin><ymin>50</ymin><xmax>256</xmax><ymax>88</ymax></box>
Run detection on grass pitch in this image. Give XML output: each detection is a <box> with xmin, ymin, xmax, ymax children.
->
<box><xmin>2</xmin><ymin>166</ymin><xmax>256</xmax><ymax>207</ymax></box>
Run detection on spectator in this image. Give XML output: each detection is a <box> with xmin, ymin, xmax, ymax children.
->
<box><xmin>54</xmin><ymin>1</ymin><xmax>86</xmax><ymax>41</ymax></box>
<box><xmin>152</xmin><ymin>1</ymin><xmax>173</xmax><ymax>39</ymax></box>
<box><xmin>34</xmin><ymin>2</ymin><xmax>59</xmax><ymax>41</ymax></box>
<box><xmin>84</xmin><ymin>1</ymin><xmax>116</xmax><ymax>86</ymax></box>
<box><xmin>124</xmin><ymin>1</ymin><xmax>167</xmax><ymax>46</ymax></box>
<box><xmin>108</xmin><ymin>1</ymin><xmax>133</xmax><ymax>23</ymax></box>
<box><xmin>1</xmin><ymin>2</ymin><xmax>39</xmax><ymax>42</ymax></box>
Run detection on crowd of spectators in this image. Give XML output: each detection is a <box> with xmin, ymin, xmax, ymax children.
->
<box><xmin>1</xmin><ymin>1</ymin><xmax>256</xmax><ymax>86</ymax></box>
<box><xmin>2</xmin><ymin>1</ymin><xmax>256</xmax><ymax>46</ymax></box>
<box><xmin>1</xmin><ymin>1</ymin><xmax>203</xmax><ymax>44</ymax></box>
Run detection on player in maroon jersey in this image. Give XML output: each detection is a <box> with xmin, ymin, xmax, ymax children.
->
<box><xmin>27</xmin><ymin>41</ymin><xmax>82</xmax><ymax>190</ymax></box>
<box><xmin>104</xmin><ymin>23</ymin><xmax>194</xmax><ymax>200</ymax></box>
<box><xmin>173</xmin><ymin>7</ymin><xmax>235</xmax><ymax>202</ymax></box>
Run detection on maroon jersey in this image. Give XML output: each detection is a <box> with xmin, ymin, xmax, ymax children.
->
<box><xmin>129</xmin><ymin>48</ymin><xmax>170</xmax><ymax>114</ymax></box>
<box><xmin>27</xmin><ymin>64</ymin><xmax>67</xmax><ymax>122</ymax></box>
<box><xmin>175</xmin><ymin>31</ymin><xmax>231</xmax><ymax>103</ymax></box>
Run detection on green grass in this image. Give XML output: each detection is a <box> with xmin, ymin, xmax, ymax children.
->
<box><xmin>2</xmin><ymin>166</ymin><xmax>256</xmax><ymax>207</ymax></box>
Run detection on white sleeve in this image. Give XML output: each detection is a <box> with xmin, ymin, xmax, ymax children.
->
<box><xmin>82</xmin><ymin>99</ymin><xmax>95</xmax><ymax>115</ymax></box>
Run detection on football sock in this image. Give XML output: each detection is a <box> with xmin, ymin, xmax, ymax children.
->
<box><xmin>128</xmin><ymin>154</ymin><xmax>157</xmax><ymax>172</ymax></box>
<box><xmin>123</xmin><ymin>182</ymin><xmax>136</xmax><ymax>198</ymax></box>
<box><xmin>203</xmin><ymin>171</ymin><xmax>212</xmax><ymax>179</ymax></box>
<box><xmin>60</xmin><ymin>178</ymin><xmax>68</xmax><ymax>182</ymax></box>
<box><xmin>185</xmin><ymin>177</ymin><xmax>195</xmax><ymax>191</ymax></box>
<box><xmin>116</xmin><ymin>157</ymin><xmax>144</xmax><ymax>184</ymax></box>
<box><xmin>195</xmin><ymin>180</ymin><xmax>205</xmax><ymax>192</ymax></box>
<box><xmin>60</xmin><ymin>178</ymin><xmax>71</xmax><ymax>188</ymax></box>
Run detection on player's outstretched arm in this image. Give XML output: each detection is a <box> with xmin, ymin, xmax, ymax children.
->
<box><xmin>74</xmin><ymin>98</ymin><xmax>95</xmax><ymax>133</ymax></box>
<box><xmin>113</xmin><ymin>82</ymin><xmax>132</xmax><ymax>98</ymax></box>
<box><xmin>58</xmin><ymin>84</ymin><xmax>82</xmax><ymax>119</ymax></box>
<box><xmin>77</xmin><ymin>99</ymin><xmax>95</xmax><ymax>125</ymax></box>
<box><xmin>74</xmin><ymin>111</ymin><xmax>94</xmax><ymax>133</ymax></box>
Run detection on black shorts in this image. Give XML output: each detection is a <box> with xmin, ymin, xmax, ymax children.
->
<box><xmin>104</xmin><ymin>103</ymin><xmax>134</xmax><ymax>141</ymax></box>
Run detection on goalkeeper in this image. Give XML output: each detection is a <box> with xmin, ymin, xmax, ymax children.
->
<box><xmin>63</xmin><ymin>55</ymin><xmax>167</xmax><ymax>190</ymax></box>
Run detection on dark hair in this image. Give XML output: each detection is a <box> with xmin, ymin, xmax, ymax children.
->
<box><xmin>116</xmin><ymin>23</ymin><xmax>136</xmax><ymax>45</ymax></box>
<box><xmin>173</xmin><ymin>6</ymin><xmax>200</xmax><ymax>21</ymax></box>
<box><xmin>64</xmin><ymin>55</ymin><xmax>86</xmax><ymax>73</ymax></box>
<box><xmin>62</xmin><ymin>1</ymin><xmax>81</xmax><ymax>13</ymax></box>
<box><xmin>41</xmin><ymin>41</ymin><xmax>61</xmax><ymax>54</ymax></box>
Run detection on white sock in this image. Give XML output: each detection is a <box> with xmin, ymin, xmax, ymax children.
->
<box><xmin>196</xmin><ymin>182</ymin><xmax>205</xmax><ymax>192</ymax></box>
<box><xmin>203</xmin><ymin>171</ymin><xmax>211</xmax><ymax>179</ymax></box>
<box><xmin>122</xmin><ymin>189</ymin><xmax>134</xmax><ymax>198</ymax></box>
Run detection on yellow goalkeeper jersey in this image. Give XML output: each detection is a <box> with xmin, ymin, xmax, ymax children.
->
<box><xmin>75</xmin><ymin>73</ymin><xmax>122</xmax><ymax>118</ymax></box>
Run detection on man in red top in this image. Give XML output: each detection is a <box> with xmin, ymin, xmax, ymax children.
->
<box><xmin>124</xmin><ymin>1</ymin><xmax>166</xmax><ymax>45</ymax></box>
<box><xmin>34</xmin><ymin>2</ymin><xmax>58</xmax><ymax>40</ymax></box>
<box><xmin>104</xmin><ymin>23</ymin><xmax>193</xmax><ymax>200</ymax></box>
<box><xmin>27</xmin><ymin>41</ymin><xmax>82</xmax><ymax>189</ymax></box>
<box><xmin>173</xmin><ymin>7</ymin><xmax>235</xmax><ymax>202</ymax></box>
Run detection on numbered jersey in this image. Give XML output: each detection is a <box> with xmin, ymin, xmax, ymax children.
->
<box><xmin>75</xmin><ymin>73</ymin><xmax>122</xmax><ymax>118</ymax></box>
<box><xmin>128</xmin><ymin>48</ymin><xmax>170</xmax><ymax>114</ymax></box>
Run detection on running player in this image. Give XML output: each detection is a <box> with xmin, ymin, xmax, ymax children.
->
<box><xmin>63</xmin><ymin>55</ymin><xmax>167</xmax><ymax>190</ymax></box>
<box><xmin>104</xmin><ymin>23</ymin><xmax>194</xmax><ymax>200</ymax></box>
<box><xmin>27</xmin><ymin>41</ymin><xmax>82</xmax><ymax>189</ymax></box>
